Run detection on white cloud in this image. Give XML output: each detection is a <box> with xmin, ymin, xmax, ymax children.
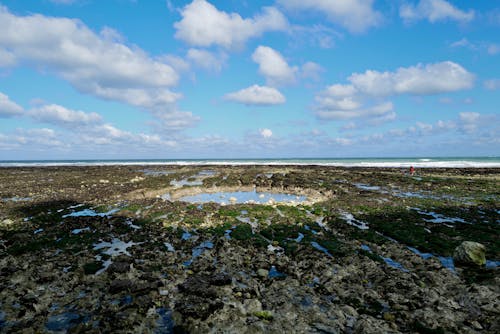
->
<box><xmin>300</xmin><ymin>62</ymin><xmax>324</xmax><ymax>81</ymax></box>
<box><xmin>0</xmin><ymin>49</ymin><xmax>16</xmax><ymax>67</ymax></box>
<box><xmin>314</xmin><ymin>61</ymin><xmax>473</xmax><ymax>124</ymax></box>
<box><xmin>0</xmin><ymin>6</ymin><xmax>196</xmax><ymax>130</ymax></box>
<box><xmin>278</xmin><ymin>0</ymin><xmax>382</xmax><ymax>33</ymax></box>
<box><xmin>186</xmin><ymin>48</ymin><xmax>226</xmax><ymax>73</ymax></box>
<box><xmin>400</xmin><ymin>0</ymin><xmax>474</xmax><ymax>23</ymax></box>
<box><xmin>348</xmin><ymin>61</ymin><xmax>474</xmax><ymax>96</ymax></box>
<box><xmin>224</xmin><ymin>85</ymin><xmax>285</xmax><ymax>106</ymax></box>
<box><xmin>484</xmin><ymin>79</ymin><xmax>500</xmax><ymax>91</ymax></box>
<box><xmin>152</xmin><ymin>110</ymin><xmax>201</xmax><ymax>132</ymax></box>
<box><xmin>0</xmin><ymin>92</ymin><xmax>23</xmax><ymax>117</ymax></box>
<box><xmin>315</xmin><ymin>101</ymin><xmax>395</xmax><ymax>121</ymax></box>
<box><xmin>252</xmin><ymin>46</ymin><xmax>297</xmax><ymax>86</ymax></box>
<box><xmin>174</xmin><ymin>0</ymin><xmax>288</xmax><ymax>49</ymax></box>
<box><xmin>28</xmin><ymin>104</ymin><xmax>102</xmax><ymax>127</ymax></box>
<box><xmin>260</xmin><ymin>128</ymin><xmax>273</xmax><ymax>138</ymax></box>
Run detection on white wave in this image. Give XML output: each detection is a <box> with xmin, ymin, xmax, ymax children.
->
<box><xmin>0</xmin><ymin>159</ymin><xmax>499</xmax><ymax>168</ymax></box>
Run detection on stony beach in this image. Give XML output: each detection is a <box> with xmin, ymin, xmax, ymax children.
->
<box><xmin>0</xmin><ymin>165</ymin><xmax>499</xmax><ymax>333</ymax></box>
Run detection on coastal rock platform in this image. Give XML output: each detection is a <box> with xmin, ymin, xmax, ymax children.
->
<box><xmin>0</xmin><ymin>165</ymin><xmax>499</xmax><ymax>333</ymax></box>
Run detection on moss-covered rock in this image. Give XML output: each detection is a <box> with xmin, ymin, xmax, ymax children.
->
<box><xmin>453</xmin><ymin>241</ymin><xmax>486</xmax><ymax>267</ymax></box>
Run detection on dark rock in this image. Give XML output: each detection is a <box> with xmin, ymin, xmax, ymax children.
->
<box><xmin>109</xmin><ymin>279</ymin><xmax>134</xmax><ymax>294</ymax></box>
<box><xmin>107</xmin><ymin>261</ymin><xmax>130</xmax><ymax>274</ymax></box>
<box><xmin>175</xmin><ymin>295</ymin><xmax>223</xmax><ymax>320</ymax></box>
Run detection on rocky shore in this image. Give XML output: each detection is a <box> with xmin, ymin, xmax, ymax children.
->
<box><xmin>0</xmin><ymin>165</ymin><xmax>499</xmax><ymax>333</ymax></box>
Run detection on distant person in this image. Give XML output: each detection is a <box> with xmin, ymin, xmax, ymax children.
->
<box><xmin>409</xmin><ymin>166</ymin><xmax>415</xmax><ymax>176</ymax></box>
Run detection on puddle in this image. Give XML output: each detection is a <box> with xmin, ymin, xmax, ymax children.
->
<box><xmin>414</xmin><ymin>209</ymin><xmax>466</xmax><ymax>224</ymax></box>
<box><xmin>164</xmin><ymin>243</ymin><xmax>175</xmax><ymax>252</ymax></box>
<box><xmin>486</xmin><ymin>260</ymin><xmax>500</xmax><ymax>268</ymax></box>
<box><xmin>177</xmin><ymin>191</ymin><xmax>306</xmax><ymax>205</ymax></box>
<box><xmin>354</xmin><ymin>183</ymin><xmax>381</xmax><ymax>191</ymax></box>
<box><xmin>304</xmin><ymin>225</ymin><xmax>318</xmax><ymax>235</ymax></box>
<box><xmin>311</xmin><ymin>242</ymin><xmax>332</xmax><ymax>257</ymax></box>
<box><xmin>198</xmin><ymin>170</ymin><xmax>217</xmax><ymax>176</ymax></box>
<box><xmin>269</xmin><ymin>266</ymin><xmax>286</xmax><ymax>279</ymax></box>
<box><xmin>34</xmin><ymin>228</ymin><xmax>44</xmax><ymax>234</ymax></box>
<box><xmin>340</xmin><ymin>212</ymin><xmax>369</xmax><ymax>230</ymax></box>
<box><xmin>181</xmin><ymin>231</ymin><xmax>192</xmax><ymax>241</ymax></box>
<box><xmin>125</xmin><ymin>219</ymin><xmax>141</xmax><ymax>230</ymax></box>
<box><xmin>170</xmin><ymin>170</ymin><xmax>216</xmax><ymax>188</ymax></box>
<box><xmin>438</xmin><ymin>256</ymin><xmax>456</xmax><ymax>272</ymax></box>
<box><xmin>293</xmin><ymin>233</ymin><xmax>304</xmax><ymax>242</ymax></box>
<box><xmin>93</xmin><ymin>238</ymin><xmax>140</xmax><ymax>274</ymax></box>
<box><xmin>140</xmin><ymin>169</ymin><xmax>175</xmax><ymax>176</ymax></box>
<box><xmin>63</xmin><ymin>208</ymin><xmax>119</xmax><ymax>218</ymax></box>
<box><xmin>382</xmin><ymin>257</ymin><xmax>409</xmax><ymax>272</ymax></box>
<box><xmin>71</xmin><ymin>227</ymin><xmax>90</xmax><ymax>235</ymax></box>
<box><xmin>170</xmin><ymin>178</ymin><xmax>203</xmax><ymax>187</ymax></box>
<box><xmin>360</xmin><ymin>244</ymin><xmax>372</xmax><ymax>252</ymax></box>
<box><xmin>224</xmin><ymin>228</ymin><xmax>233</xmax><ymax>240</ymax></box>
<box><xmin>45</xmin><ymin>312</ymin><xmax>85</xmax><ymax>332</ymax></box>
<box><xmin>361</xmin><ymin>245</ymin><xmax>409</xmax><ymax>272</ymax></box>
<box><xmin>407</xmin><ymin>246</ymin><xmax>433</xmax><ymax>260</ymax></box>
<box><xmin>184</xmin><ymin>241</ymin><xmax>214</xmax><ymax>266</ymax></box>
<box><xmin>155</xmin><ymin>308</ymin><xmax>175</xmax><ymax>333</ymax></box>
<box><xmin>93</xmin><ymin>238</ymin><xmax>138</xmax><ymax>257</ymax></box>
<box><xmin>267</xmin><ymin>244</ymin><xmax>284</xmax><ymax>255</ymax></box>
<box><xmin>2</xmin><ymin>197</ymin><xmax>32</xmax><ymax>202</ymax></box>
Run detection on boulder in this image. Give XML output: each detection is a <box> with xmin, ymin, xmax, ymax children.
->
<box><xmin>453</xmin><ymin>241</ymin><xmax>486</xmax><ymax>267</ymax></box>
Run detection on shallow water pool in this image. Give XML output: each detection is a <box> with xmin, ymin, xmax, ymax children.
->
<box><xmin>177</xmin><ymin>190</ymin><xmax>306</xmax><ymax>205</ymax></box>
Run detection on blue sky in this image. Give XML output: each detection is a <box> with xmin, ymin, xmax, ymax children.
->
<box><xmin>0</xmin><ymin>0</ymin><xmax>498</xmax><ymax>159</ymax></box>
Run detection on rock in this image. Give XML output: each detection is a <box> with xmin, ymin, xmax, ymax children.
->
<box><xmin>257</xmin><ymin>269</ymin><xmax>269</xmax><ymax>278</ymax></box>
<box><xmin>1</xmin><ymin>219</ymin><xmax>14</xmax><ymax>226</ymax></box>
<box><xmin>453</xmin><ymin>241</ymin><xmax>486</xmax><ymax>267</ymax></box>
<box><xmin>175</xmin><ymin>295</ymin><xmax>223</xmax><ymax>320</ymax></box>
<box><xmin>107</xmin><ymin>261</ymin><xmax>130</xmax><ymax>274</ymax></box>
<box><xmin>130</xmin><ymin>176</ymin><xmax>145</xmax><ymax>183</ymax></box>
<box><xmin>253</xmin><ymin>310</ymin><xmax>273</xmax><ymax>321</ymax></box>
<box><xmin>109</xmin><ymin>279</ymin><xmax>135</xmax><ymax>294</ymax></box>
<box><xmin>383</xmin><ymin>312</ymin><xmax>395</xmax><ymax>322</ymax></box>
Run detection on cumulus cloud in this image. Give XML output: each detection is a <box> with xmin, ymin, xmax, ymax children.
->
<box><xmin>0</xmin><ymin>6</ymin><xmax>198</xmax><ymax>131</ymax></box>
<box><xmin>28</xmin><ymin>104</ymin><xmax>102</xmax><ymax>127</ymax></box>
<box><xmin>348</xmin><ymin>61</ymin><xmax>474</xmax><ymax>96</ymax></box>
<box><xmin>484</xmin><ymin>79</ymin><xmax>500</xmax><ymax>91</ymax></box>
<box><xmin>252</xmin><ymin>46</ymin><xmax>297</xmax><ymax>86</ymax></box>
<box><xmin>314</xmin><ymin>61</ymin><xmax>473</xmax><ymax>123</ymax></box>
<box><xmin>0</xmin><ymin>49</ymin><xmax>16</xmax><ymax>67</ymax></box>
<box><xmin>278</xmin><ymin>0</ymin><xmax>382</xmax><ymax>33</ymax></box>
<box><xmin>300</xmin><ymin>62</ymin><xmax>324</xmax><ymax>81</ymax></box>
<box><xmin>174</xmin><ymin>0</ymin><xmax>288</xmax><ymax>49</ymax></box>
<box><xmin>0</xmin><ymin>92</ymin><xmax>23</xmax><ymax>117</ymax></box>
<box><xmin>260</xmin><ymin>128</ymin><xmax>273</xmax><ymax>138</ymax></box>
<box><xmin>224</xmin><ymin>85</ymin><xmax>285</xmax><ymax>106</ymax></box>
<box><xmin>151</xmin><ymin>110</ymin><xmax>201</xmax><ymax>132</ymax></box>
<box><xmin>315</xmin><ymin>101</ymin><xmax>395</xmax><ymax>122</ymax></box>
<box><xmin>186</xmin><ymin>48</ymin><xmax>227</xmax><ymax>73</ymax></box>
<box><xmin>400</xmin><ymin>0</ymin><xmax>474</xmax><ymax>23</ymax></box>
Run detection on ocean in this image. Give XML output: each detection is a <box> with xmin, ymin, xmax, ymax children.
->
<box><xmin>0</xmin><ymin>157</ymin><xmax>499</xmax><ymax>168</ymax></box>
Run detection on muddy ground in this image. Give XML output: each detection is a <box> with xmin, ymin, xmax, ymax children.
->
<box><xmin>0</xmin><ymin>165</ymin><xmax>499</xmax><ymax>333</ymax></box>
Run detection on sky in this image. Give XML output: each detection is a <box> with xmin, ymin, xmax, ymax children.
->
<box><xmin>0</xmin><ymin>0</ymin><xmax>499</xmax><ymax>159</ymax></box>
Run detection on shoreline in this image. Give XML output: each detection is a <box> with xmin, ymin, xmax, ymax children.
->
<box><xmin>1</xmin><ymin>161</ymin><xmax>500</xmax><ymax>168</ymax></box>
